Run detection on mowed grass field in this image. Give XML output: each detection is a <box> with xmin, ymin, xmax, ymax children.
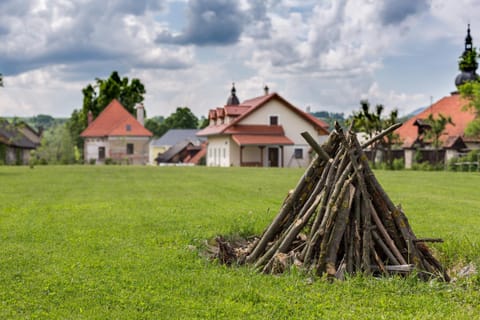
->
<box><xmin>1</xmin><ymin>166</ymin><xmax>479</xmax><ymax>319</ymax></box>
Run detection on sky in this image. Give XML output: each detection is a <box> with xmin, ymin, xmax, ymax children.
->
<box><xmin>0</xmin><ymin>0</ymin><xmax>479</xmax><ymax>119</ymax></box>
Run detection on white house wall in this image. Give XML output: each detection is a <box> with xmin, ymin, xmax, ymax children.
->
<box><xmin>240</xmin><ymin>99</ymin><xmax>325</xmax><ymax>145</ymax></box>
<box><xmin>239</xmin><ymin>99</ymin><xmax>327</xmax><ymax>168</ymax></box>
<box><xmin>206</xmin><ymin>136</ymin><xmax>230</xmax><ymax>166</ymax></box>
<box><xmin>84</xmin><ymin>138</ymin><xmax>107</xmax><ymax>162</ymax></box>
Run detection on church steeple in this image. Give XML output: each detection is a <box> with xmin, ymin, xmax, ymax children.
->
<box><xmin>465</xmin><ymin>24</ymin><xmax>473</xmax><ymax>51</ymax></box>
<box><xmin>226</xmin><ymin>83</ymin><xmax>240</xmax><ymax>105</ymax></box>
<box><xmin>455</xmin><ymin>24</ymin><xmax>479</xmax><ymax>88</ymax></box>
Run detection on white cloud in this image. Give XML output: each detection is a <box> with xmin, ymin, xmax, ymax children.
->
<box><xmin>0</xmin><ymin>0</ymin><xmax>476</xmax><ymax>120</ymax></box>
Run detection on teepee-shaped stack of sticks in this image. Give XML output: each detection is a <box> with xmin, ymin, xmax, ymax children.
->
<box><xmin>237</xmin><ymin>123</ymin><xmax>449</xmax><ymax>281</ymax></box>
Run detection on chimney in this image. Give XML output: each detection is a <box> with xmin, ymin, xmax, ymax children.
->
<box><xmin>136</xmin><ymin>103</ymin><xmax>145</xmax><ymax>126</ymax></box>
<box><xmin>264</xmin><ymin>85</ymin><xmax>269</xmax><ymax>96</ymax></box>
<box><xmin>87</xmin><ymin>110</ymin><xmax>93</xmax><ymax>125</ymax></box>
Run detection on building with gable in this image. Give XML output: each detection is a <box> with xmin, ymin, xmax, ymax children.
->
<box><xmin>80</xmin><ymin>99</ymin><xmax>152</xmax><ymax>165</ymax></box>
<box><xmin>0</xmin><ymin>119</ymin><xmax>41</xmax><ymax>165</ymax></box>
<box><xmin>197</xmin><ymin>85</ymin><xmax>329</xmax><ymax>167</ymax></box>
<box><xmin>395</xmin><ymin>25</ymin><xmax>480</xmax><ymax>168</ymax></box>
<box><xmin>149</xmin><ymin>129</ymin><xmax>206</xmax><ymax>165</ymax></box>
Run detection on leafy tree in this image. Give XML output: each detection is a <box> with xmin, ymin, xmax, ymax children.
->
<box><xmin>350</xmin><ymin>100</ymin><xmax>384</xmax><ymax>164</ymax></box>
<box><xmin>81</xmin><ymin>71</ymin><xmax>146</xmax><ymax>118</ymax></box>
<box><xmin>458</xmin><ymin>47</ymin><xmax>478</xmax><ymax>72</ymax></box>
<box><xmin>68</xmin><ymin>71</ymin><xmax>146</xmax><ymax>151</ymax></box>
<box><xmin>349</xmin><ymin>100</ymin><xmax>401</xmax><ymax>168</ymax></box>
<box><xmin>145</xmin><ymin>108</ymin><xmax>201</xmax><ymax>138</ymax></box>
<box><xmin>36</xmin><ymin>123</ymin><xmax>76</xmax><ymax>164</ymax></box>
<box><xmin>164</xmin><ymin>107</ymin><xmax>199</xmax><ymax>129</ymax></box>
<box><xmin>31</xmin><ymin>114</ymin><xmax>56</xmax><ymax>130</ymax></box>
<box><xmin>198</xmin><ymin>116</ymin><xmax>209</xmax><ymax>129</ymax></box>
<box><xmin>382</xmin><ymin>109</ymin><xmax>400</xmax><ymax>169</ymax></box>
<box><xmin>66</xmin><ymin>109</ymin><xmax>87</xmax><ymax>152</ymax></box>
<box><xmin>0</xmin><ymin>73</ymin><xmax>3</xmax><ymax>87</ymax></box>
<box><xmin>424</xmin><ymin>113</ymin><xmax>454</xmax><ymax>164</ymax></box>
<box><xmin>144</xmin><ymin>116</ymin><xmax>166</xmax><ymax>138</ymax></box>
<box><xmin>351</xmin><ymin>100</ymin><xmax>384</xmax><ymax>137</ymax></box>
<box><xmin>310</xmin><ymin>111</ymin><xmax>346</xmax><ymax>129</ymax></box>
<box><xmin>459</xmin><ymin>80</ymin><xmax>480</xmax><ymax>136</ymax></box>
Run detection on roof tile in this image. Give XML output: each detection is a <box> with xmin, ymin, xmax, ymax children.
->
<box><xmin>80</xmin><ymin>99</ymin><xmax>152</xmax><ymax>137</ymax></box>
<box><xmin>396</xmin><ymin>94</ymin><xmax>478</xmax><ymax>147</ymax></box>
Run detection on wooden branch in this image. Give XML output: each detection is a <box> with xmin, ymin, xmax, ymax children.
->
<box><xmin>246</xmin><ymin>155</ymin><xmax>322</xmax><ymax>263</ymax></box>
<box><xmin>372</xmin><ymin>230</ymin><xmax>399</xmax><ymax>265</ymax></box>
<box><xmin>360</xmin><ymin>122</ymin><xmax>402</xmax><ymax>149</ymax></box>
<box><xmin>370</xmin><ymin>204</ymin><xmax>406</xmax><ymax>265</ymax></box>
<box><xmin>301</xmin><ymin>131</ymin><xmax>332</xmax><ymax>162</ymax></box>
<box><xmin>320</xmin><ymin>183</ymin><xmax>355</xmax><ymax>276</ymax></box>
<box><xmin>361</xmin><ymin>197</ymin><xmax>371</xmax><ymax>274</ymax></box>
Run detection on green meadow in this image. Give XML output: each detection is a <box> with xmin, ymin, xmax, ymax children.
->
<box><xmin>1</xmin><ymin>166</ymin><xmax>479</xmax><ymax>319</ymax></box>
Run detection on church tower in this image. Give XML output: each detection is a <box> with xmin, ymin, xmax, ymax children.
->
<box><xmin>226</xmin><ymin>83</ymin><xmax>240</xmax><ymax>106</ymax></box>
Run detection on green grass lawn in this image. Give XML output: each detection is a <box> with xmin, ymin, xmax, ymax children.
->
<box><xmin>0</xmin><ymin>166</ymin><xmax>479</xmax><ymax>319</ymax></box>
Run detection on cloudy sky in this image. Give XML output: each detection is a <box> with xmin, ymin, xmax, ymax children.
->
<box><xmin>0</xmin><ymin>0</ymin><xmax>479</xmax><ymax>119</ymax></box>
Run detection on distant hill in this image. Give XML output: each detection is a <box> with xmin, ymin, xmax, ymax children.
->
<box><xmin>2</xmin><ymin>115</ymin><xmax>67</xmax><ymax>132</ymax></box>
<box><xmin>309</xmin><ymin>111</ymin><xmax>346</xmax><ymax>130</ymax></box>
<box><xmin>405</xmin><ymin>107</ymin><xmax>426</xmax><ymax>117</ymax></box>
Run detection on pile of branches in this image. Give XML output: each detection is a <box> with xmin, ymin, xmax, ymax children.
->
<box><xmin>211</xmin><ymin>123</ymin><xmax>449</xmax><ymax>281</ymax></box>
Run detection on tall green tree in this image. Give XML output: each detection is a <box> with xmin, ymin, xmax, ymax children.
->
<box><xmin>144</xmin><ymin>116</ymin><xmax>166</xmax><ymax>138</ymax></box>
<box><xmin>81</xmin><ymin>71</ymin><xmax>146</xmax><ymax>118</ymax></box>
<box><xmin>145</xmin><ymin>107</ymin><xmax>200</xmax><ymax>138</ymax></box>
<box><xmin>36</xmin><ymin>123</ymin><xmax>77</xmax><ymax>164</ymax></box>
<box><xmin>350</xmin><ymin>100</ymin><xmax>401</xmax><ymax>167</ymax></box>
<box><xmin>424</xmin><ymin>113</ymin><xmax>454</xmax><ymax>164</ymax></box>
<box><xmin>382</xmin><ymin>108</ymin><xmax>400</xmax><ymax>169</ymax></box>
<box><xmin>459</xmin><ymin>80</ymin><xmax>480</xmax><ymax>136</ymax></box>
<box><xmin>459</xmin><ymin>47</ymin><xmax>478</xmax><ymax>72</ymax></box>
<box><xmin>164</xmin><ymin>107</ymin><xmax>198</xmax><ymax>129</ymax></box>
<box><xmin>350</xmin><ymin>100</ymin><xmax>384</xmax><ymax>165</ymax></box>
<box><xmin>67</xmin><ymin>71</ymin><xmax>146</xmax><ymax>151</ymax></box>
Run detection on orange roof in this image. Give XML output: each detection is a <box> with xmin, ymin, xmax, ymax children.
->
<box><xmin>232</xmin><ymin>134</ymin><xmax>294</xmax><ymax>146</ymax></box>
<box><xmin>224</xmin><ymin>124</ymin><xmax>285</xmax><ymax>135</ymax></box>
<box><xmin>80</xmin><ymin>99</ymin><xmax>152</xmax><ymax>137</ymax></box>
<box><xmin>396</xmin><ymin>93</ymin><xmax>477</xmax><ymax>147</ymax></box>
<box><xmin>187</xmin><ymin>142</ymin><xmax>207</xmax><ymax>164</ymax></box>
<box><xmin>197</xmin><ymin>92</ymin><xmax>329</xmax><ymax>137</ymax></box>
<box><xmin>224</xmin><ymin>105</ymin><xmax>251</xmax><ymax>116</ymax></box>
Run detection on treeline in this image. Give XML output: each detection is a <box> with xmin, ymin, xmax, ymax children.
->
<box><xmin>310</xmin><ymin>111</ymin><xmax>346</xmax><ymax>129</ymax></box>
<box><xmin>3</xmin><ymin>115</ymin><xmax>66</xmax><ymax>132</ymax></box>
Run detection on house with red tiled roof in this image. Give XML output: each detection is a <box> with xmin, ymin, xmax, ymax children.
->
<box><xmin>197</xmin><ymin>85</ymin><xmax>330</xmax><ymax>167</ymax></box>
<box><xmin>395</xmin><ymin>25</ymin><xmax>480</xmax><ymax>168</ymax></box>
<box><xmin>80</xmin><ymin>99</ymin><xmax>152</xmax><ymax>165</ymax></box>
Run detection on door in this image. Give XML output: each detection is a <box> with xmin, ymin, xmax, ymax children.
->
<box><xmin>98</xmin><ymin>146</ymin><xmax>105</xmax><ymax>160</ymax></box>
<box><xmin>268</xmin><ymin>147</ymin><xmax>279</xmax><ymax>167</ymax></box>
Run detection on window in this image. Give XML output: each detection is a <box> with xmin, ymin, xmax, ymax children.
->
<box><xmin>294</xmin><ymin>148</ymin><xmax>303</xmax><ymax>159</ymax></box>
<box><xmin>126</xmin><ymin>143</ymin><xmax>134</xmax><ymax>155</ymax></box>
<box><xmin>269</xmin><ymin>116</ymin><xmax>278</xmax><ymax>125</ymax></box>
<box><xmin>126</xmin><ymin>124</ymin><xmax>131</xmax><ymax>131</ymax></box>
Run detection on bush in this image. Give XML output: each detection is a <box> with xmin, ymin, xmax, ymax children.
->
<box><xmin>360</xmin><ymin>158</ymin><xmax>404</xmax><ymax>171</ymax></box>
<box><xmin>412</xmin><ymin>161</ymin><xmax>445</xmax><ymax>171</ymax></box>
<box><xmin>447</xmin><ymin>150</ymin><xmax>480</xmax><ymax>172</ymax></box>
<box><xmin>392</xmin><ymin>158</ymin><xmax>404</xmax><ymax>170</ymax></box>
